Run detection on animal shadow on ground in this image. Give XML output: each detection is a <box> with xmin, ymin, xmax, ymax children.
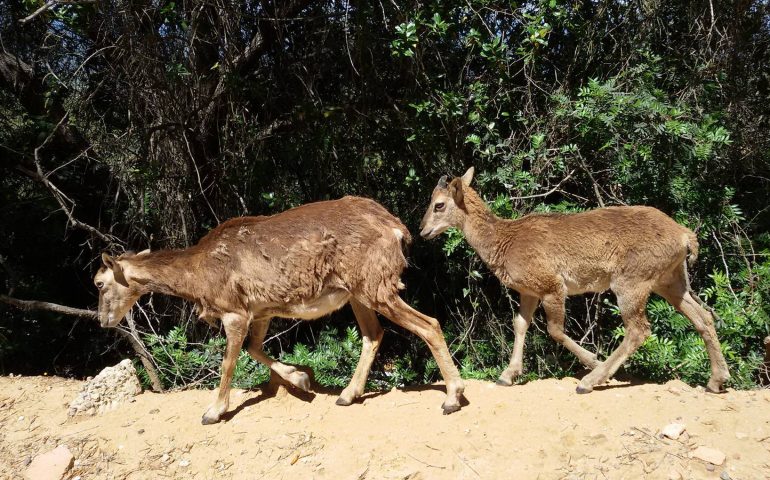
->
<box><xmin>221</xmin><ymin>365</ymin><xmax>469</xmax><ymax>422</ymax></box>
<box><xmin>398</xmin><ymin>384</ymin><xmax>471</xmax><ymax>408</ymax></box>
<box><xmin>590</xmin><ymin>372</ymin><xmax>647</xmax><ymax>392</ymax></box>
<box><xmin>509</xmin><ymin>364</ymin><xmax>648</xmax><ymax>393</ymax></box>
<box><xmin>221</xmin><ymin>365</ymin><xmax>317</xmax><ymax>421</ymax></box>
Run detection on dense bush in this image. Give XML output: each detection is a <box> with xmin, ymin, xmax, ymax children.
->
<box><xmin>1</xmin><ymin>0</ymin><xmax>768</xmax><ymax>390</ymax></box>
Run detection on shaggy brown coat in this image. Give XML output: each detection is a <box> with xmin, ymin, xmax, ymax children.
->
<box><xmin>95</xmin><ymin>196</ymin><xmax>465</xmax><ymax>424</ymax></box>
<box><xmin>420</xmin><ymin>168</ymin><xmax>729</xmax><ymax>394</ymax></box>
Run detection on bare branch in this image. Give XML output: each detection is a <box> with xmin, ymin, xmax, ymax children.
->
<box><xmin>20</xmin><ymin>115</ymin><xmax>119</xmax><ymax>245</ymax></box>
<box><xmin>200</xmin><ymin>0</ymin><xmax>313</xmax><ymax>125</ymax></box>
<box><xmin>117</xmin><ymin>311</ymin><xmax>164</xmax><ymax>392</ymax></box>
<box><xmin>18</xmin><ymin>0</ymin><xmax>96</xmax><ymax>25</ymax></box>
<box><xmin>0</xmin><ymin>294</ymin><xmax>164</xmax><ymax>392</ymax></box>
<box><xmin>711</xmin><ymin>231</ymin><xmax>739</xmax><ymax>302</ymax></box>
<box><xmin>510</xmin><ymin>170</ymin><xmax>574</xmax><ymax>201</ymax></box>
<box><xmin>0</xmin><ymin>294</ymin><xmax>96</xmax><ymax>318</ymax></box>
<box><xmin>574</xmin><ymin>153</ymin><xmax>608</xmax><ymax>207</ymax></box>
<box><xmin>182</xmin><ymin>130</ymin><xmax>220</xmax><ymax>224</ymax></box>
<box><xmin>18</xmin><ymin>0</ymin><xmax>57</xmax><ymax>25</ymax></box>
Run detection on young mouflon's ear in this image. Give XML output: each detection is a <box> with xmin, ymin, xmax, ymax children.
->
<box><xmin>136</xmin><ymin>249</ymin><xmax>151</xmax><ymax>256</ymax></box>
<box><xmin>101</xmin><ymin>252</ymin><xmax>115</xmax><ymax>268</ymax></box>
<box><xmin>460</xmin><ymin>166</ymin><xmax>475</xmax><ymax>186</ymax></box>
<box><xmin>436</xmin><ymin>175</ymin><xmax>449</xmax><ymax>189</ymax></box>
<box><xmin>448</xmin><ymin>177</ymin><xmax>465</xmax><ymax>209</ymax></box>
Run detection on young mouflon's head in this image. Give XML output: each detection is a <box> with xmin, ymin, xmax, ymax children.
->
<box><xmin>94</xmin><ymin>252</ymin><xmax>145</xmax><ymax>327</ymax></box>
<box><xmin>420</xmin><ymin>167</ymin><xmax>475</xmax><ymax>240</ymax></box>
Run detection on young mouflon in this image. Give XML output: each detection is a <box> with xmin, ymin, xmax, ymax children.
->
<box><xmin>420</xmin><ymin>167</ymin><xmax>729</xmax><ymax>394</ymax></box>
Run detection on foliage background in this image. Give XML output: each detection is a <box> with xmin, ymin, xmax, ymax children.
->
<box><xmin>1</xmin><ymin>0</ymin><xmax>768</xmax><ymax>390</ymax></box>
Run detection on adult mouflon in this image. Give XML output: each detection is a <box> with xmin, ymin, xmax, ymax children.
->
<box><xmin>95</xmin><ymin>196</ymin><xmax>465</xmax><ymax>423</ymax></box>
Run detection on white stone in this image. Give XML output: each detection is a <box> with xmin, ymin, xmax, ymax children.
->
<box><xmin>661</xmin><ymin>423</ymin><xmax>687</xmax><ymax>440</ymax></box>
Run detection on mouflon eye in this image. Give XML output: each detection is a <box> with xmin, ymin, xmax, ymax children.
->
<box><xmin>434</xmin><ymin>202</ymin><xmax>445</xmax><ymax>212</ymax></box>
<box><xmin>96</xmin><ymin>281</ymin><xmax>104</xmax><ymax>289</ymax></box>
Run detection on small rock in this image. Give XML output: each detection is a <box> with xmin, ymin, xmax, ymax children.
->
<box><xmin>161</xmin><ymin>453</ymin><xmax>170</xmax><ymax>463</ymax></box>
<box><xmin>138</xmin><ymin>429</ymin><xmax>145</xmax><ymax>434</ymax></box>
<box><xmin>150</xmin><ymin>408</ymin><xmax>160</xmax><ymax>414</ymax></box>
<box><xmin>179</xmin><ymin>459</ymin><xmax>190</xmax><ymax>467</ymax></box>
<box><xmin>720</xmin><ymin>472</ymin><xmax>732</xmax><ymax>480</ymax></box>
<box><xmin>667</xmin><ymin>470</ymin><xmax>682</xmax><ymax>480</ymax></box>
<box><xmin>590</xmin><ymin>433</ymin><xmax>608</xmax><ymax>444</ymax></box>
<box><xmin>661</xmin><ymin>423</ymin><xmax>686</xmax><ymax>440</ymax></box>
<box><xmin>24</xmin><ymin>445</ymin><xmax>74</xmax><ymax>480</ymax></box>
<box><xmin>706</xmin><ymin>464</ymin><xmax>715</xmax><ymax>472</ymax></box>
<box><xmin>690</xmin><ymin>446</ymin><xmax>726</xmax><ymax>465</ymax></box>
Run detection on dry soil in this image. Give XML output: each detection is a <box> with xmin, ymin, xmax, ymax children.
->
<box><xmin>2</xmin><ymin>374</ymin><xmax>770</xmax><ymax>479</ymax></box>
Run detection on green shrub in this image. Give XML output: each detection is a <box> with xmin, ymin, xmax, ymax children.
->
<box><xmin>279</xmin><ymin>325</ymin><xmax>363</xmax><ymax>388</ymax></box>
<box><xmin>136</xmin><ymin>325</ymin><xmax>269</xmax><ymax>390</ymax></box>
<box><xmin>609</xmin><ymin>260</ymin><xmax>770</xmax><ymax>389</ymax></box>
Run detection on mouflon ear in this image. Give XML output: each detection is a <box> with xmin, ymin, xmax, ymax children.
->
<box><xmin>102</xmin><ymin>253</ymin><xmax>129</xmax><ymax>287</ymax></box>
<box><xmin>448</xmin><ymin>177</ymin><xmax>465</xmax><ymax>210</ymax></box>
<box><xmin>460</xmin><ymin>166</ymin><xmax>475</xmax><ymax>186</ymax></box>
<box><xmin>136</xmin><ymin>249</ymin><xmax>151</xmax><ymax>256</ymax></box>
<box><xmin>112</xmin><ymin>261</ymin><xmax>129</xmax><ymax>287</ymax></box>
<box><xmin>436</xmin><ymin>175</ymin><xmax>448</xmax><ymax>189</ymax></box>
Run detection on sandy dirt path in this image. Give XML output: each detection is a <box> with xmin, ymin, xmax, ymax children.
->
<box><xmin>2</xmin><ymin>375</ymin><xmax>769</xmax><ymax>479</ymax></box>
